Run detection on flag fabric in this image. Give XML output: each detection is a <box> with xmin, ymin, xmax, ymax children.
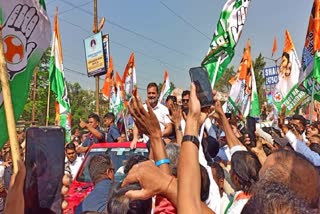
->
<box><xmin>273</xmin><ymin>30</ymin><xmax>307</xmax><ymax>114</ymax></box>
<box><xmin>272</xmin><ymin>36</ymin><xmax>277</xmax><ymax>57</ymax></box>
<box><xmin>158</xmin><ymin>71</ymin><xmax>173</xmax><ymax>105</ymax></box>
<box><xmin>313</xmin><ymin>0</ymin><xmax>320</xmax><ymax>83</ymax></box>
<box><xmin>122</xmin><ymin>53</ymin><xmax>137</xmax><ymax>101</ymax></box>
<box><xmin>49</xmin><ymin>8</ymin><xmax>71</xmax><ymax>142</ymax></box>
<box><xmin>298</xmin><ymin>1</ymin><xmax>320</xmax><ymax>103</ymax></box>
<box><xmin>227</xmin><ymin>40</ymin><xmax>259</xmax><ymax>117</ymax></box>
<box><xmin>110</xmin><ymin>72</ymin><xmax>124</xmax><ymax>117</ymax></box>
<box><xmin>102</xmin><ymin>56</ymin><xmax>114</xmax><ymax>100</ymax></box>
<box><xmin>0</xmin><ymin>0</ymin><xmax>51</xmax><ymax>148</ymax></box>
<box><xmin>201</xmin><ymin>0</ymin><xmax>251</xmax><ymax>86</ymax></box>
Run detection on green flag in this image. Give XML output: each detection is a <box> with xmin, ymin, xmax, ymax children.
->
<box><xmin>49</xmin><ymin>9</ymin><xmax>71</xmax><ymax>142</ymax></box>
<box><xmin>0</xmin><ymin>1</ymin><xmax>51</xmax><ymax>148</ymax></box>
<box><xmin>202</xmin><ymin>0</ymin><xmax>251</xmax><ymax>86</ymax></box>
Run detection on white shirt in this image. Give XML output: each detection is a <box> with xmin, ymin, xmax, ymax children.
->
<box><xmin>66</xmin><ymin>156</ymin><xmax>83</xmax><ymax>180</ymax></box>
<box><xmin>226</xmin><ymin>191</ymin><xmax>250</xmax><ymax>214</ymax></box>
<box><xmin>143</xmin><ymin>103</ymin><xmax>171</xmax><ymax>132</ymax></box>
<box><xmin>286</xmin><ymin>131</ymin><xmax>320</xmax><ymax>166</ymax></box>
<box><xmin>220</xmin><ymin>192</ymin><xmax>230</xmax><ymax>214</ymax></box>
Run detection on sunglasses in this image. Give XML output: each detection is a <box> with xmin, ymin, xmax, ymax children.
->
<box><xmin>182</xmin><ymin>99</ymin><xmax>189</xmax><ymax>103</ymax></box>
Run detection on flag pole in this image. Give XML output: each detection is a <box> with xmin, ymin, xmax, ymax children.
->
<box><xmin>211</xmin><ymin>55</ymin><xmax>222</xmax><ymax>90</ymax></box>
<box><xmin>310</xmin><ymin>78</ymin><xmax>315</xmax><ymax>124</ymax></box>
<box><xmin>46</xmin><ymin>83</ymin><xmax>51</xmax><ymax>126</ymax></box>
<box><xmin>0</xmin><ymin>26</ymin><xmax>21</xmax><ymax>173</ymax></box>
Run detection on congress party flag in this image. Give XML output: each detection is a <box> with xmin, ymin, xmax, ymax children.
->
<box><xmin>110</xmin><ymin>72</ymin><xmax>124</xmax><ymax>117</ymax></box>
<box><xmin>272</xmin><ymin>36</ymin><xmax>277</xmax><ymax>57</ymax></box>
<box><xmin>0</xmin><ymin>0</ymin><xmax>51</xmax><ymax>148</ymax></box>
<box><xmin>102</xmin><ymin>56</ymin><xmax>114</xmax><ymax>100</ymax></box>
<box><xmin>158</xmin><ymin>70</ymin><xmax>173</xmax><ymax>105</ymax></box>
<box><xmin>122</xmin><ymin>53</ymin><xmax>137</xmax><ymax>101</ymax></box>
<box><xmin>298</xmin><ymin>1</ymin><xmax>320</xmax><ymax>102</ymax></box>
<box><xmin>228</xmin><ymin>40</ymin><xmax>259</xmax><ymax>117</ymax></box>
<box><xmin>202</xmin><ymin>0</ymin><xmax>251</xmax><ymax>87</ymax></box>
<box><xmin>273</xmin><ymin>30</ymin><xmax>307</xmax><ymax>114</ymax></box>
<box><xmin>49</xmin><ymin>8</ymin><xmax>71</xmax><ymax>142</ymax></box>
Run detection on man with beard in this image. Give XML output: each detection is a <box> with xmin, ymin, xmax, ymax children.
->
<box><xmin>130</xmin><ymin>82</ymin><xmax>173</xmax><ymax>148</ymax></box>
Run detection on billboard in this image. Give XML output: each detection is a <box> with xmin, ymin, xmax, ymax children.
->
<box><xmin>263</xmin><ymin>66</ymin><xmax>279</xmax><ymax>86</ymax></box>
<box><xmin>102</xmin><ymin>34</ymin><xmax>110</xmax><ymax>71</ymax></box>
<box><xmin>84</xmin><ymin>32</ymin><xmax>106</xmax><ymax>77</ymax></box>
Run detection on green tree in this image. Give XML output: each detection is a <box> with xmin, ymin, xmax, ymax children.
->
<box><xmin>21</xmin><ymin>48</ymin><xmax>56</xmax><ymax>125</ymax></box>
<box><xmin>67</xmin><ymin>82</ymin><xmax>95</xmax><ymax>129</ymax></box>
<box><xmin>252</xmin><ymin>53</ymin><xmax>267</xmax><ymax>107</ymax></box>
<box><xmin>214</xmin><ymin>66</ymin><xmax>236</xmax><ymax>93</ymax></box>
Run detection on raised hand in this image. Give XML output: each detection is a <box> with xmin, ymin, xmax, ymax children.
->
<box><xmin>128</xmin><ymin>95</ymin><xmax>161</xmax><ymax>138</ymax></box>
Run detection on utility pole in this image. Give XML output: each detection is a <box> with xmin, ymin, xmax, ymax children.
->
<box><xmin>31</xmin><ymin>68</ymin><xmax>37</xmax><ymax>122</ymax></box>
<box><xmin>93</xmin><ymin>0</ymin><xmax>105</xmax><ymax>115</ymax></box>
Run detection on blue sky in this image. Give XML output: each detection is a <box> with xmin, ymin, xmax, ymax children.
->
<box><xmin>46</xmin><ymin>0</ymin><xmax>313</xmax><ymax>95</ymax></box>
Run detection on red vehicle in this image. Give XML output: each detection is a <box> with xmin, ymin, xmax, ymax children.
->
<box><xmin>63</xmin><ymin>142</ymin><xmax>148</xmax><ymax>214</ymax></box>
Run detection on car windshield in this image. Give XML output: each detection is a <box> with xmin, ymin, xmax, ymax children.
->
<box><xmin>76</xmin><ymin>147</ymin><xmax>148</xmax><ymax>183</ymax></box>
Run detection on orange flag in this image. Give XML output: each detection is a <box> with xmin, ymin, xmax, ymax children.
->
<box><xmin>102</xmin><ymin>56</ymin><xmax>114</xmax><ymax>99</ymax></box>
<box><xmin>122</xmin><ymin>53</ymin><xmax>137</xmax><ymax>100</ymax></box>
<box><xmin>272</xmin><ymin>36</ymin><xmax>277</xmax><ymax>57</ymax></box>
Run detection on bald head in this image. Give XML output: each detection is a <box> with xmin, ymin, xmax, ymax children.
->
<box><xmin>260</xmin><ymin>150</ymin><xmax>320</xmax><ymax>208</ymax></box>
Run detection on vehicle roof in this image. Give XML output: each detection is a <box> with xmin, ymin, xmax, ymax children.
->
<box><xmin>88</xmin><ymin>142</ymin><xmax>147</xmax><ymax>150</ymax></box>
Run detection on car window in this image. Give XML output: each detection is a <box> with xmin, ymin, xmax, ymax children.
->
<box><xmin>76</xmin><ymin>148</ymin><xmax>148</xmax><ymax>183</ymax></box>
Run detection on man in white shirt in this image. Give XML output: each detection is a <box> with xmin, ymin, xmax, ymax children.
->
<box><xmin>65</xmin><ymin>142</ymin><xmax>83</xmax><ymax>180</ymax></box>
<box><xmin>131</xmin><ymin>82</ymin><xmax>173</xmax><ymax>148</ymax></box>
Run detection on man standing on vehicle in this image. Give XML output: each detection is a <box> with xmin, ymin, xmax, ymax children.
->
<box><xmin>103</xmin><ymin>112</ymin><xmax>122</xmax><ymax>142</ymax></box>
<box><xmin>75</xmin><ymin>154</ymin><xmax>114</xmax><ymax>213</ymax></box>
<box><xmin>131</xmin><ymin>82</ymin><xmax>173</xmax><ymax>148</ymax></box>
<box><xmin>76</xmin><ymin>113</ymin><xmax>105</xmax><ymax>154</ymax></box>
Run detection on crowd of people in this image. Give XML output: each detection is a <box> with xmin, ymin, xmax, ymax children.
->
<box><xmin>1</xmin><ymin>81</ymin><xmax>320</xmax><ymax>214</ymax></box>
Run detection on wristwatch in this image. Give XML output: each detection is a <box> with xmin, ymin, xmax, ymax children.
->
<box><xmin>181</xmin><ymin>135</ymin><xmax>200</xmax><ymax>149</ymax></box>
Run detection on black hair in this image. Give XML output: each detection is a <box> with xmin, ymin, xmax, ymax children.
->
<box><xmin>182</xmin><ymin>90</ymin><xmax>190</xmax><ymax>97</ymax></box>
<box><xmin>282</xmin><ymin>51</ymin><xmax>290</xmax><ymax>62</ymax></box>
<box><xmin>291</xmin><ymin>114</ymin><xmax>306</xmax><ymax>127</ymax></box>
<box><xmin>231</xmin><ymin>151</ymin><xmax>261</xmax><ymax>194</ymax></box>
<box><xmin>124</xmin><ymin>155</ymin><xmax>149</xmax><ymax>175</ymax></box>
<box><xmin>208</xmin><ymin>162</ymin><xmax>225</xmax><ymax>180</ymax></box>
<box><xmin>103</xmin><ymin>112</ymin><xmax>116</xmax><ymax>123</ymax></box>
<box><xmin>88</xmin><ymin>113</ymin><xmax>100</xmax><ymax>123</ymax></box>
<box><xmin>147</xmin><ymin>82</ymin><xmax>158</xmax><ymax>93</ymax></box>
<box><xmin>165</xmin><ymin>95</ymin><xmax>177</xmax><ymax>103</ymax></box>
<box><xmin>89</xmin><ymin>154</ymin><xmax>113</xmax><ymax>183</ymax></box>
<box><xmin>309</xmin><ymin>143</ymin><xmax>320</xmax><ymax>155</ymax></box>
<box><xmin>206</xmin><ymin>136</ymin><xmax>220</xmax><ymax>159</ymax></box>
<box><xmin>242</xmin><ymin>179</ymin><xmax>315</xmax><ymax>214</ymax></box>
<box><xmin>200</xmin><ymin>164</ymin><xmax>210</xmax><ymax>202</ymax></box>
<box><xmin>106</xmin><ymin>182</ymin><xmax>152</xmax><ymax>214</ymax></box>
<box><xmin>65</xmin><ymin>142</ymin><xmax>76</xmax><ymax>151</ymax></box>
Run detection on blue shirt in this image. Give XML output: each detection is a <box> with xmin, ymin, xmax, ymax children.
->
<box><xmin>82</xmin><ymin>127</ymin><xmax>106</xmax><ymax>147</ymax></box>
<box><xmin>75</xmin><ymin>179</ymin><xmax>112</xmax><ymax>213</ymax></box>
<box><xmin>106</xmin><ymin>125</ymin><xmax>121</xmax><ymax>142</ymax></box>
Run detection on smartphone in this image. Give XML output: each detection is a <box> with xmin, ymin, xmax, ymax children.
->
<box><xmin>189</xmin><ymin>67</ymin><xmax>214</xmax><ymax>108</ymax></box>
<box><xmin>24</xmin><ymin>127</ymin><xmax>65</xmax><ymax>214</ymax></box>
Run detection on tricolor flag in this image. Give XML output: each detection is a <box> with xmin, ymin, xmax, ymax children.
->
<box><xmin>273</xmin><ymin>30</ymin><xmax>307</xmax><ymax>114</ymax></box>
<box><xmin>122</xmin><ymin>53</ymin><xmax>137</xmax><ymax>101</ymax></box>
<box><xmin>49</xmin><ymin>8</ymin><xmax>71</xmax><ymax>142</ymax></box>
<box><xmin>110</xmin><ymin>71</ymin><xmax>124</xmax><ymax>117</ymax></box>
<box><xmin>158</xmin><ymin>70</ymin><xmax>172</xmax><ymax>105</ymax></box>
<box><xmin>0</xmin><ymin>0</ymin><xmax>51</xmax><ymax>148</ymax></box>
<box><xmin>102</xmin><ymin>56</ymin><xmax>114</xmax><ymax>100</ymax></box>
<box><xmin>297</xmin><ymin>1</ymin><xmax>320</xmax><ymax>103</ymax></box>
<box><xmin>228</xmin><ymin>40</ymin><xmax>259</xmax><ymax>117</ymax></box>
<box><xmin>272</xmin><ymin>36</ymin><xmax>277</xmax><ymax>57</ymax></box>
<box><xmin>201</xmin><ymin>0</ymin><xmax>251</xmax><ymax>87</ymax></box>
<box><xmin>312</xmin><ymin>0</ymin><xmax>320</xmax><ymax>84</ymax></box>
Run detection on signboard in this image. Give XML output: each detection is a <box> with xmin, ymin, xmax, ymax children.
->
<box><xmin>263</xmin><ymin>66</ymin><xmax>279</xmax><ymax>86</ymax></box>
<box><xmin>102</xmin><ymin>34</ymin><xmax>110</xmax><ymax>71</ymax></box>
<box><xmin>84</xmin><ymin>32</ymin><xmax>106</xmax><ymax>77</ymax></box>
